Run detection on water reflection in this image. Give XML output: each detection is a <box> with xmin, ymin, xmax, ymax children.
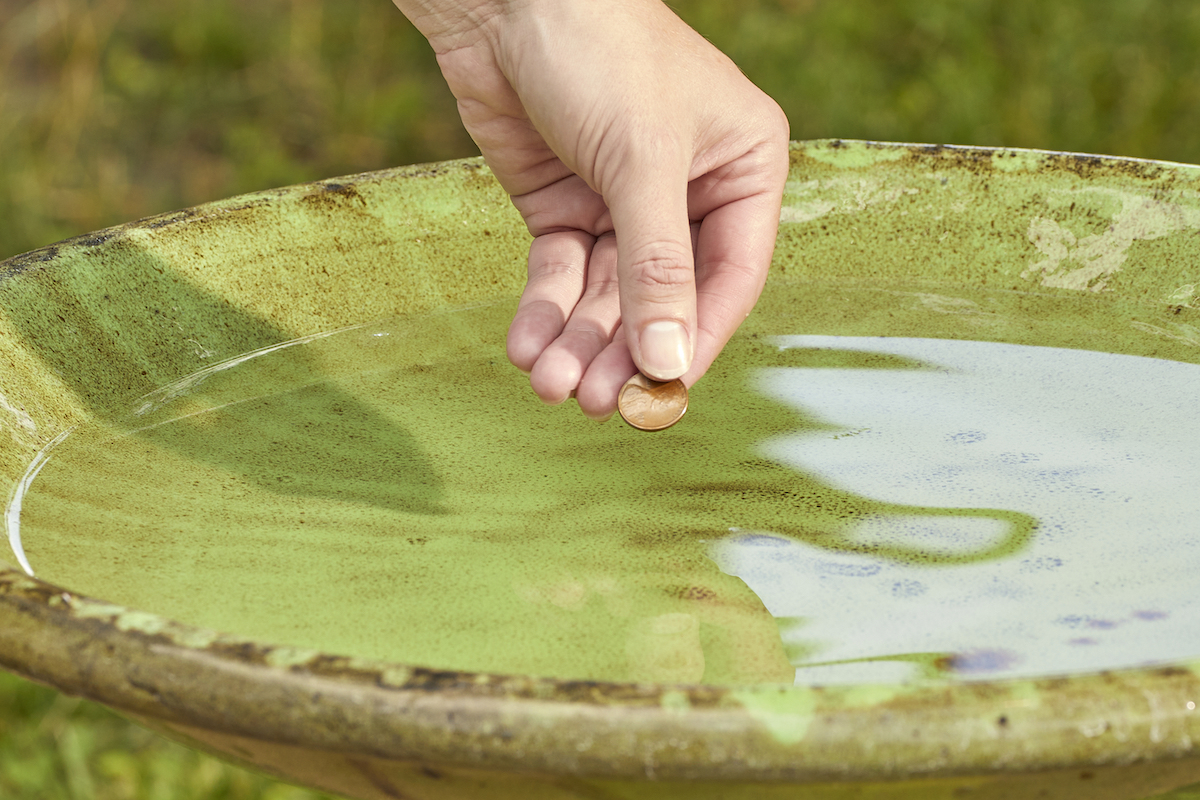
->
<box><xmin>713</xmin><ymin>337</ymin><xmax>1200</xmax><ymax>683</ymax></box>
<box><xmin>17</xmin><ymin>315</ymin><xmax>1200</xmax><ymax>684</ymax></box>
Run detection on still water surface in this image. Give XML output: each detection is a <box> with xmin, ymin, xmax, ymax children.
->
<box><xmin>10</xmin><ymin>284</ymin><xmax>1200</xmax><ymax>685</ymax></box>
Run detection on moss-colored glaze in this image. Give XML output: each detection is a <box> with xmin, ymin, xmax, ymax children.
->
<box><xmin>2</xmin><ymin>142</ymin><xmax>1200</xmax><ymax>799</ymax></box>
<box><xmin>15</xmin><ymin>287</ymin><xmax>1075</xmax><ymax>685</ymax></box>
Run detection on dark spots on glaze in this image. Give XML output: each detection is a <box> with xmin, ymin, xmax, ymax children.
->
<box><xmin>8</xmin><ymin>159</ymin><xmax>498</xmax><ymax>289</ymax></box>
<box><xmin>796</xmin><ymin>139</ymin><xmax>1191</xmax><ymax>189</ymax></box>
<box><xmin>1153</xmin><ymin>666</ymin><xmax>1191</xmax><ymax>678</ymax></box>
<box><xmin>7</xmin><ymin>146</ymin><xmax>1200</xmax><ymax>786</ymax></box>
<box><xmin>0</xmin><ymin>571</ymin><xmax>82</xmax><ymax>608</ymax></box>
<box><xmin>304</xmin><ymin>181</ymin><xmax>368</xmax><ymax>210</ymax></box>
<box><xmin>76</xmin><ymin>232</ymin><xmax>115</xmax><ymax>248</ymax></box>
<box><xmin>207</xmin><ymin>640</ymin><xmax>275</xmax><ymax>667</ymax></box>
<box><xmin>143</xmin><ymin>209</ymin><xmax>201</xmax><ymax>230</ymax></box>
<box><xmin>1</xmin><ymin>201</ymin><xmax>261</xmax><ymax>284</ymax></box>
<box><xmin>672</xmin><ymin>586</ymin><xmax>719</xmax><ymax>602</ymax></box>
<box><xmin>0</xmin><ymin>244</ymin><xmax>60</xmax><ymax>280</ymax></box>
<box><xmin>1042</xmin><ymin>151</ymin><xmax>1172</xmax><ymax>182</ymax></box>
<box><xmin>1035</xmin><ymin>677</ymin><xmax>1073</xmax><ymax>695</ymax></box>
<box><xmin>1133</xmin><ymin>610</ymin><xmax>1169</xmax><ymax>622</ymax></box>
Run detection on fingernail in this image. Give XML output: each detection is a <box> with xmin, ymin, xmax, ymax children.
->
<box><xmin>640</xmin><ymin>320</ymin><xmax>691</xmax><ymax>380</ymax></box>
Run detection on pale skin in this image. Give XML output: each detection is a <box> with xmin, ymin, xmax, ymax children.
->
<box><xmin>392</xmin><ymin>0</ymin><xmax>790</xmax><ymax>419</ymax></box>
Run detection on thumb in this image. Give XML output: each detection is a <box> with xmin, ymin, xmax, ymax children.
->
<box><xmin>609</xmin><ymin>164</ymin><xmax>697</xmax><ymax>382</ymax></box>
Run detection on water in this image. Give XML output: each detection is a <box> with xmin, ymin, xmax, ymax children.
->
<box><xmin>9</xmin><ymin>283</ymin><xmax>1200</xmax><ymax>685</ymax></box>
<box><xmin>720</xmin><ymin>335</ymin><xmax>1200</xmax><ymax>683</ymax></box>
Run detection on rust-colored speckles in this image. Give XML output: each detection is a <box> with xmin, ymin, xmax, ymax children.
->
<box><xmin>206</xmin><ymin>640</ymin><xmax>277</xmax><ymax>668</ymax></box>
<box><xmin>1154</xmin><ymin>666</ymin><xmax>1192</xmax><ymax>679</ymax></box>
<box><xmin>6</xmin><ymin>143</ymin><xmax>1200</xmax><ymax>798</ymax></box>
<box><xmin>672</xmin><ymin>585</ymin><xmax>719</xmax><ymax>603</ymax></box>
<box><xmin>302</xmin><ymin>181</ymin><xmax>368</xmax><ymax>212</ymax></box>
<box><xmin>0</xmin><ymin>244</ymin><xmax>60</xmax><ymax>280</ymax></box>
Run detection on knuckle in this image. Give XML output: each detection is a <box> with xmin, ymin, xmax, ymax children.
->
<box><xmin>529</xmin><ymin>258</ymin><xmax>584</xmax><ymax>284</ymax></box>
<box><xmin>712</xmin><ymin>255</ymin><xmax>766</xmax><ymax>284</ymax></box>
<box><xmin>767</xmin><ymin>100</ymin><xmax>790</xmax><ymax>140</ymax></box>
<box><xmin>627</xmin><ymin>252</ymin><xmax>695</xmax><ymax>292</ymax></box>
<box><xmin>581</xmin><ymin>274</ymin><xmax>620</xmax><ymax>299</ymax></box>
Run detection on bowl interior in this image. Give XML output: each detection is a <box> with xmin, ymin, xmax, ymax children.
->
<box><xmin>4</xmin><ymin>144</ymin><xmax>1200</xmax><ymax>691</ymax></box>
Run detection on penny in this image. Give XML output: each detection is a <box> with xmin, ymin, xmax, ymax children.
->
<box><xmin>617</xmin><ymin>374</ymin><xmax>688</xmax><ymax>431</ymax></box>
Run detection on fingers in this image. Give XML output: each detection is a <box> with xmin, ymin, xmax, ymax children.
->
<box><xmin>526</xmin><ymin>234</ymin><xmax>622</xmax><ymax>404</ymax></box>
<box><xmin>503</xmin><ymin>234</ymin><xmax>637</xmax><ymax>417</ymax></box>
<box><xmin>508</xmin><ymin>230</ymin><xmax>631</xmax><ymax>407</ymax></box>
<box><xmin>574</xmin><ymin>327</ymin><xmax>637</xmax><ymax>420</ymax></box>
<box><xmin>683</xmin><ymin>191</ymin><xmax>784</xmax><ymax>386</ymax></box>
<box><xmin>506</xmin><ymin>230</ymin><xmax>592</xmax><ymax>372</ymax></box>
<box><xmin>510</xmin><ymin>179</ymin><xmax>781</xmax><ymax>418</ymax></box>
<box><xmin>607</xmin><ymin>159</ymin><xmax>698</xmax><ymax>382</ymax></box>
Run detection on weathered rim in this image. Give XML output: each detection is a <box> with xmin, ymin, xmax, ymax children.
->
<box><xmin>2</xmin><ymin>142</ymin><xmax>1200</xmax><ymax>783</ymax></box>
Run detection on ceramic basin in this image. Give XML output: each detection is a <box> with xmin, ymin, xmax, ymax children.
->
<box><xmin>2</xmin><ymin>140</ymin><xmax>1200</xmax><ymax>799</ymax></box>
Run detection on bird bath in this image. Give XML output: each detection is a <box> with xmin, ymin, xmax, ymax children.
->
<box><xmin>2</xmin><ymin>140</ymin><xmax>1200</xmax><ymax>799</ymax></box>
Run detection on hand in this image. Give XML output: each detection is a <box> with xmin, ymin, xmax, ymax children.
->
<box><xmin>394</xmin><ymin>0</ymin><xmax>789</xmax><ymax>419</ymax></box>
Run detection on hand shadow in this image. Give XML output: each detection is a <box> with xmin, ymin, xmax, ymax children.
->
<box><xmin>0</xmin><ymin>237</ymin><xmax>444</xmax><ymax>516</ymax></box>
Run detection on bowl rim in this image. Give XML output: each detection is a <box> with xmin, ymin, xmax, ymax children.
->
<box><xmin>3</xmin><ymin>140</ymin><xmax>1200</xmax><ymax>782</ymax></box>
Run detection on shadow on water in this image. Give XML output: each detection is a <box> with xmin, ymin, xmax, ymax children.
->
<box><xmin>632</xmin><ymin>334</ymin><xmax>1039</xmax><ymax>569</ymax></box>
<box><xmin>0</xmin><ymin>234</ymin><xmax>1037</xmax><ymax>558</ymax></box>
<box><xmin>0</xmin><ymin>244</ymin><xmax>1040</xmax><ymax>681</ymax></box>
<box><xmin>0</xmin><ymin>237</ymin><xmax>444</xmax><ymax>516</ymax></box>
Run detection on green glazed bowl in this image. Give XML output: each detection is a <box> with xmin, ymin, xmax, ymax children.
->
<box><xmin>3</xmin><ymin>141</ymin><xmax>1200</xmax><ymax>800</ymax></box>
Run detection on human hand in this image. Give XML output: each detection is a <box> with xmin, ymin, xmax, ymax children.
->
<box><xmin>394</xmin><ymin>0</ymin><xmax>789</xmax><ymax>419</ymax></box>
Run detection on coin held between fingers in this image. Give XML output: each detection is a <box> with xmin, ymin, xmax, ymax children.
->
<box><xmin>618</xmin><ymin>374</ymin><xmax>688</xmax><ymax>431</ymax></box>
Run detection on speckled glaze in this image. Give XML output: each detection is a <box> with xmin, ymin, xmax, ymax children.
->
<box><xmin>3</xmin><ymin>142</ymin><xmax>1200</xmax><ymax>799</ymax></box>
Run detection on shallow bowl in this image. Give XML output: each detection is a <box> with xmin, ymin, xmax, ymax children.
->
<box><xmin>3</xmin><ymin>141</ymin><xmax>1200</xmax><ymax>800</ymax></box>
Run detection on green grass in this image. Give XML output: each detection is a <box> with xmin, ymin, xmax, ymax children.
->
<box><xmin>4</xmin><ymin>0</ymin><xmax>1200</xmax><ymax>262</ymax></box>
<box><xmin>0</xmin><ymin>0</ymin><xmax>473</xmax><ymax>260</ymax></box>
<box><xmin>4</xmin><ymin>0</ymin><xmax>1200</xmax><ymax>797</ymax></box>
<box><xmin>684</xmin><ymin>0</ymin><xmax>1200</xmax><ymax>162</ymax></box>
<box><xmin>0</xmin><ymin>671</ymin><xmax>341</xmax><ymax>800</ymax></box>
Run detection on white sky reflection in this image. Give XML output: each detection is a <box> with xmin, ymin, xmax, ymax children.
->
<box><xmin>710</xmin><ymin>337</ymin><xmax>1200</xmax><ymax>684</ymax></box>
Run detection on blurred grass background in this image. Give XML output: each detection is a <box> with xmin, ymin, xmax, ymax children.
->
<box><xmin>3</xmin><ymin>0</ymin><xmax>1200</xmax><ymax>797</ymax></box>
<box><xmin>5</xmin><ymin>0</ymin><xmax>1200</xmax><ymax>263</ymax></box>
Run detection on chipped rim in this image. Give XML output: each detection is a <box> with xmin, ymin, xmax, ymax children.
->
<box><xmin>2</xmin><ymin>141</ymin><xmax>1200</xmax><ymax>783</ymax></box>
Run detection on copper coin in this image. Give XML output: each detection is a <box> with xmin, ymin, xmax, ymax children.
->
<box><xmin>617</xmin><ymin>374</ymin><xmax>688</xmax><ymax>431</ymax></box>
